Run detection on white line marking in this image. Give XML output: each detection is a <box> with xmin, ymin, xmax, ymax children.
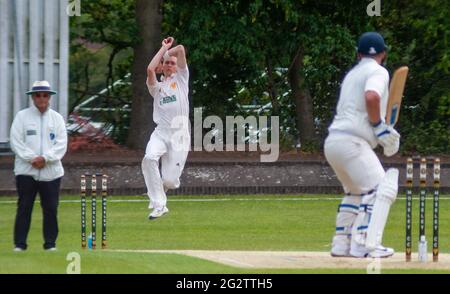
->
<box><xmin>216</xmin><ymin>257</ymin><xmax>255</xmax><ymax>268</ymax></box>
<box><xmin>0</xmin><ymin>197</ymin><xmax>447</xmax><ymax>204</ymax></box>
<box><xmin>0</xmin><ymin>198</ymin><xmax>340</xmax><ymax>204</ymax></box>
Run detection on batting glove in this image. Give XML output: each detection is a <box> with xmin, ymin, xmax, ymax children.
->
<box><xmin>372</xmin><ymin>120</ymin><xmax>400</xmax><ymax>157</ymax></box>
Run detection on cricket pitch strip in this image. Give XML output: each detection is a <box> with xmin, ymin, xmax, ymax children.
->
<box><xmin>107</xmin><ymin>250</ymin><xmax>450</xmax><ymax>270</ymax></box>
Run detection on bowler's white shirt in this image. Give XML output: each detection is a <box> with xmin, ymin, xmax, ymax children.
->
<box><xmin>146</xmin><ymin>66</ymin><xmax>190</xmax><ymax>129</ymax></box>
<box><xmin>328</xmin><ymin>58</ymin><xmax>389</xmax><ymax>148</ymax></box>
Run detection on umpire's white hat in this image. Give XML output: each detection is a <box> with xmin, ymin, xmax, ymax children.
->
<box><xmin>26</xmin><ymin>80</ymin><xmax>57</xmax><ymax>95</ymax></box>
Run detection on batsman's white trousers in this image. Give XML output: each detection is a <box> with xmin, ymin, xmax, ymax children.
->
<box><xmin>324</xmin><ymin>132</ymin><xmax>385</xmax><ymax>195</ymax></box>
<box><xmin>142</xmin><ymin>127</ymin><xmax>190</xmax><ymax>209</ymax></box>
<box><xmin>325</xmin><ymin>131</ymin><xmax>385</xmax><ymax>246</ymax></box>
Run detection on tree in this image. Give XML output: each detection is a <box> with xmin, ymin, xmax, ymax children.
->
<box><xmin>69</xmin><ymin>0</ymin><xmax>138</xmax><ymax>144</ymax></box>
<box><xmin>288</xmin><ymin>47</ymin><xmax>316</xmax><ymax>145</ymax></box>
<box><xmin>127</xmin><ymin>0</ymin><xmax>163</xmax><ymax>149</ymax></box>
<box><xmin>371</xmin><ymin>0</ymin><xmax>450</xmax><ymax>154</ymax></box>
<box><xmin>165</xmin><ymin>0</ymin><xmax>362</xmax><ymax>147</ymax></box>
<box><xmin>70</xmin><ymin>0</ymin><xmax>164</xmax><ymax>149</ymax></box>
<box><xmin>69</xmin><ymin>0</ymin><xmax>449</xmax><ymax>153</ymax></box>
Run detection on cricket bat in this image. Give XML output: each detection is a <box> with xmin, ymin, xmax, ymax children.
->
<box><xmin>386</xmin><ymin>66</ymin><xmax>409</xmax><ymax>126</ymax></box>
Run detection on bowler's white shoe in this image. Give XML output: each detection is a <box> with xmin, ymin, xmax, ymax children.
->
<box><xmin>13</xmin><ymin>247</ymin><xmax>25</xmax><ymax>252</ymax></box>
<box><xmin>148</xmin><ymin>206</ymin><xmax>169</xmax><ymax>220</ymax></box>
<box><xmin>45</xmin><ymin>247</ymin><xmax>57</xmax><ymax>251</ymax></box>
<box><xmin>350</xmin><ymin>242</ymin><xmax>394</xmax><ymax>258</ymax></box>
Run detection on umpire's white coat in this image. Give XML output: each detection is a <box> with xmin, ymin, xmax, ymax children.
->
<box><xmin>10</xmin><ymin>104</ymin><xmax>67</xmax><ymax>181</ymax></box>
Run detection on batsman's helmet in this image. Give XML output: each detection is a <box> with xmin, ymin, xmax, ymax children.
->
<box><xmin>357</xmin><ymin>32</ymin><xmax>388</xmax><ymax>55</ymax></box>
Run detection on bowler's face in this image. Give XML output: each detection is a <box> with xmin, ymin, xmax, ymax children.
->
<box><xmin>163</xmin><ymin>56</ymin><xmax>178</xmax><ymax>77</ymax></box>
<box><xmin>32</xmin><ymin>92</ymin><xmax>50</xmax><ymax>113</ymax></box>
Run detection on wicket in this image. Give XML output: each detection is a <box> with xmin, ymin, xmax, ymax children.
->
<box><xmin>81</xmin><ymin>173</ymin><xmax>108</xmax><ymax>249</ymax></box>
<box><xmin>405</xmin><ymin>157</ymin><xmax>440</xmax><ymax>262</ymax></box>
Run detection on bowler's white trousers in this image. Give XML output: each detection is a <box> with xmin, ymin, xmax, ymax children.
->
<box><xmin>142</xmin><ymin>127</ymin><xmax>190</xmax><ymax>209</ymax></box>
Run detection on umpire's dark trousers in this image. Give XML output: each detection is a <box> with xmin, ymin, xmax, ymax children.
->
<box><xmin>14</xmin><ymin>175</ymin><xmax>62</xmax><ymax>250</ymax></box>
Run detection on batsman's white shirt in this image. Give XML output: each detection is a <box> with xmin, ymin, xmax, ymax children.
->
<box><xmin>328</xmin><ymin>58</ymin><xmax>389</xmax><ymax>148</ymax></box>
<box><xmin>325</xmin><ymin>58</ymin><xmax>389</xmax><ymax>194</ymax></box>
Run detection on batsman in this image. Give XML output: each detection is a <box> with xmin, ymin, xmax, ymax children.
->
<box><xmin>324</xmin><ymin>32</ymin><xmax>401</xmax><ymax>258</ymax></box>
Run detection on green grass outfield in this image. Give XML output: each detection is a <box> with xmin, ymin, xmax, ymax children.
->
<box><xmin>0</xmin><ymin>194</ymin><xmax>449</xmax><ymax>274</ymax></box>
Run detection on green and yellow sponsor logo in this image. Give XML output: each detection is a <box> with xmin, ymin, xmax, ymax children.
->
<box><xmin>160</xmin><ymin>95</ymin><xmax>177</xmax><ymax>105</ymax></box>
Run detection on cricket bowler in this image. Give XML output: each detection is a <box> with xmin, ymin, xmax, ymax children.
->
<box><xmin>142</xmin><ymin>37</ymin><xmax>190</xmax><ymax>220</ymax></box>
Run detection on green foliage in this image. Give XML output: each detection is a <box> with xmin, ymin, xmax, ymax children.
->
<box><xmin>69</xmin><ymin>0</ymin><xmax>137</xmax><ymax>144</ymax></box>
<box><xmin>70</xmin><ymin>0</ymin><xmax>138</xmax><ymax>47</ymax></box>
<box><xmin>69</xmin><ymin>0</ymin><xmax>449</xmax><ymax>153</ymax></box>
<box><xmin>164</xmin><ymin>0</ymin><xmax>363</xmax><ymax>143</ymax></box>
<box><xmin>371</xmin><ymin>0</ymin><xmax>450</xmax><ymax>154</ymax></box>
<box><xmin>401</xmin><ymin>120</ymin><xmax>449</xmax><ymax>154</ymax></box>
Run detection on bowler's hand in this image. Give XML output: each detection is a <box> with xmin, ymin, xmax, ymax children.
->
<box><xmin>31</xmin><ymin>156</ymin><xmax>46</xmax><ymax>169</ymax></box>
<box><xmin>162</xmin><ymin>37</ymin><xmax>174</xmax><ymax>50</ymax></box>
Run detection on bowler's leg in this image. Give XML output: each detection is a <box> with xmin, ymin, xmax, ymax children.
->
<box><xmin>142</xmin><ymin>131</ymin><xmax>167</xmax><ymax>210</ymax></box>
<box><xmin>161</xmin><ymin>138</ymin><xmax>189</xmax><ymax>191</ymax></box>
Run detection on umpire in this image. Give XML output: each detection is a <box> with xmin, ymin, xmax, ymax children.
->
<box><xmin>10</xmin><ymin>81</ymin><xmax>67</xmax><ymax>251</ymax></box>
